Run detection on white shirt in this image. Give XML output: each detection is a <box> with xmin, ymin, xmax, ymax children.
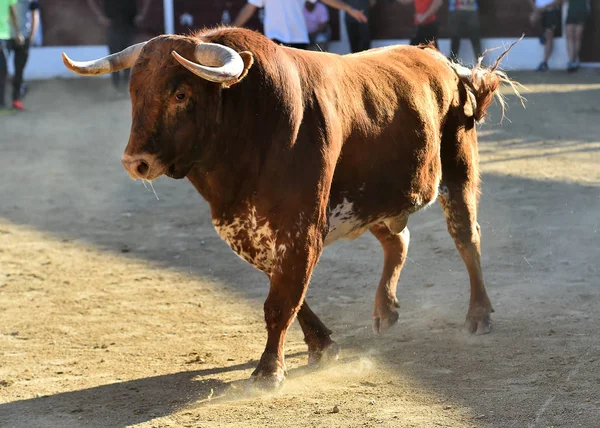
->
<box><xmin>248</xmin><ymin>0</ymin><xmax>317</xmax><ymax>44</ymax></box>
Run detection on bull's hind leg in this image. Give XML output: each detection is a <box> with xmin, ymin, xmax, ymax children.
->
<box><xmin>297</xmin><ymin>302</ymin><xmax>340</xmax><ymax>365</ymax></box>
<box><xmin>440</xmin><ymin>127</ymin><xmax>494</xmax><ymax>334</ymax></box>
<box><xmin>370</xmin><ymin>220</ymin><xmax>409</xmax><ymax>334</ymax></box>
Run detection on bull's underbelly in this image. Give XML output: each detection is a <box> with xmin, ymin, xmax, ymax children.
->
<box><xmin>211</xmin><ymin>180</ymin><xmax>441</xmax><ymax>273</ymax></box>
<box><xmin>324</xmin><ymin>182</ymin><xmax>442</xmax><ymax>245</ymax></box>
<box><xmin>324</xmin><ymin>197</ymin><xmax>376</xmax><ymax>246</ymax></box>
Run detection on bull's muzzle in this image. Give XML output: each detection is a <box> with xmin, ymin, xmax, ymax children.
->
<box><xmin>121</xmin><ymin>153</ymin><xmax>164</xmax><ymax>181</ymax></box>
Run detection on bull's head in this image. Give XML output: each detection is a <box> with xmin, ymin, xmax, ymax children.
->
<box><xmin>62</xmin><ymin>36</ymin><xmax>253</xmax><ymax>180</ymax></box>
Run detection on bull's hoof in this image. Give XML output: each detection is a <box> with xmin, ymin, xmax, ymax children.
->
<box><xmin>372</xmin><ymin>309</ymin><xmax>399</xmax><ymax>334</ymax></box>
<box><xmin>250</xmin><ymin>355</ymin><xmax>286</xmax><ymax>390</ymax></box>
<box><xmin>308</xmin><ymin>341</ymin><xmax>341</xmax><ymax>366</ymax></box>
<box><xmin>249</xmin><ymin>368</ymin><xmax>285</xmax><ymax>390</ymax></box>
<box><xmin>464</xmin><ymin>306</ymin><xmax>493</xmax><ymax>335</ymax></box>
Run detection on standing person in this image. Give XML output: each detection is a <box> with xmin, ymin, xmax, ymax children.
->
<box><xmin>0</xmin><ymin>0</ymin><xmax>17</xmax><ymax>112</ymax></box>
<box><xmin>6</xmin><ymin>0</ymin><xmax>39</xmax><ymax>111</ymax></box>
<box><xmin>529</xmin><ymin>0</ymin><xmax>562</xmax><ymax>71</ymax></box>
<box><xmin>303</xmin><ymin>1</ymin><xmax>331</xmax><ymax>51</ymax></box>
<box><xmin>233</xmin><ymin>0</ymin><xmax>367</xmax><ymax>50</ymax></box>
<box><xmin>345</xmin><ymin>0</ymin><xmax>375</xmax><ymax>53</ymax></box>
<box><xmin>448</xmin><ymin>0</ymin><xmax>481</xmax><ymax>63</ymax></box>
<box><xmin>397</xmin><ymin>0</ymin><xmax>443</xmax><ymax>48</ymax></box>
<box><xmin>86</xmin><ymin>0</ymin><xmax>152</xmax><ymax>93</ymax></box>
<box><xmin>561</xmin><ymin>0</ymin><xmax>590</xmax><ymax>72</ymax></box>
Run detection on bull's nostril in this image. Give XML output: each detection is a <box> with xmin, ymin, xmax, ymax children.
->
<box><xmin>136</xmin><ymin>160</ymin><xmax>150</xmax><ymax>177</ymax></box>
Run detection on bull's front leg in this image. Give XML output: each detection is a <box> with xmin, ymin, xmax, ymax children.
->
<box><xmin>251</xmin><ymin>225</ymin><xmax>324</xmax><ymax>388</ymax></box>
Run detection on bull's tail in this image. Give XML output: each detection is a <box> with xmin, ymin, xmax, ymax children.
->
<box><xmin>450</xmin><ymin>39</ymin><xmax>526</xmax><ymax>123</ymax></box>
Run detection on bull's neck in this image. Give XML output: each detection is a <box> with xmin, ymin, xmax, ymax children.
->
<box><xmin>185</xmin><ymin>153</ymin><xmax>259</xmax><ymax>216</ymax></box>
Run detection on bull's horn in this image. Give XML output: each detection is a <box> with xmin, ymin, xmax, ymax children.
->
<box><xmin>62</xmin><ymin>42</ymin><xmax>147</xmax><ymax>76</ymax></box>
<box><xmin>171</xmin><ymin>43</ymin><xmax>244</xmax><ymax>83</ymax></box>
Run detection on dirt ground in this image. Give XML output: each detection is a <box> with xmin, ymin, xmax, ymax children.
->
<box><xmin>1</xmin><ymin>69</ymin><xmax>599</xmax><ymax>428</ymax></box>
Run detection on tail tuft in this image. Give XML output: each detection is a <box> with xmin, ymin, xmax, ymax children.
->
<box><xmin>453</xmin><ymin>37</ymin><xmax>526</xmax><ymax>123</ymax></box>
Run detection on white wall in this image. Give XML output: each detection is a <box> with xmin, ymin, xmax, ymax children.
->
<box><xmin>16</xmin><ymin>3</ymin><xmax>596</xmax><ymax>80</ymax></box>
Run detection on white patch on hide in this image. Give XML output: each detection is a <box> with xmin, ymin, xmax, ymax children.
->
<box><xmin>278</xmin><ymin>244</ymin><xmax>287</xmax><ymax>257</ymax></box>
<box><xmin>325</xmin><ymin>198</ymin><xmax>369</xmax><ymax>245</ymax></box>
<box><xmin>212</xmin><ymin>206</ymin><xmax>276</xmax><ymax>273</ymax></box>
<box><xmin>399</xmin><ymin>227</ymin><xmax>410</xmax><ymax>246</ymax></box>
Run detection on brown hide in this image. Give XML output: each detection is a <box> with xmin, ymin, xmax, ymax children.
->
<box><xmin>126</xmin><ymin>29</ymin><xmax>468</xmax><ymax>246</ymax></box>
<box><xmin>117</xmin><ymin>27</ymin><xmax>517</xmax><ymax>385</ymax></box>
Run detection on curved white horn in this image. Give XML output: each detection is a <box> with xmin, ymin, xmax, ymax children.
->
<box><xmin>62</xmin><ymin>42</ymin><xmax>147</xmax><ymax>76</ymax></box>
<box><xmin>171</xmin><ymin>43</ymin><xmax>244</xmax><ymax>83</ymax></box>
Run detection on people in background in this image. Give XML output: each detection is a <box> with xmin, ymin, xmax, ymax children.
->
<box><xmin>448</xmin><ymin>0</ymin><xmax>481</xmax><ymax>63</ymax></box>
<box><xmin>1</xmin><ymin>0</ymin><xmax>35</xmax><ymax>112</ymax></box>
<box><xmin>397</xmin><ymin>0</ymin><xmax>443</xmax><ymax>48</ymax></box>
<box><xmin>6</xmin><ymin>0</ymin><xmax>39</xmax><ymax>111</ymax></box>
<box><xmin>233</xmin><ymin>0</ymin><xmax>367</xmax><ymax>50</ymax></box>
<box><xmin>0</xmin><ymin>0</ymin><xmax>14</xmax><ymax>112</ymax></box>
<box><xmin>529</xmin><ymin>0</ymin><xmax>562</xmax><ymax>71</ymax></box>
<box><xmin>560</xmin><ymin>0</ymin><xmax>590</xmax><ymax>72</ymax></box>
<box><xmin>345</xmin><ymin>0</ymin><xmax>375</xmax><ymax>53</ymax></box>
<box><xmin>303</xmin><ymin>1</ymin><xmax>331</xmax><ymax>51</ymax></box>
<box><xmin>86</xmin><ymin>0</ymin><xmax>152</xmax><ymax>93</ymax></box>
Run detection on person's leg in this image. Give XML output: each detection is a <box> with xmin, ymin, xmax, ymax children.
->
<box><xmin>467</xmin><ymin>11</ymin><xmax>482</xmax><ymax>61</ymax></box>
<box><xmin>425</xmin><ymin>22</ymin><xmax>439</xmax><ymax>47</ymax></box>
<box><xmin>12</xmin><ymin>40</ymin><xmax>29</xmax><ymax>103</ymax></box>
<box><xmin>0</xmin><ymin>42</ymin><xmax>7</xmax><ymax>108</ymax></box>
<box><xmin>448</xmin><ymin>12</ymin><xmax>461</xmax><ymax>61</ymax></box>
<box><xmin>120</xmin><ymin>26</ymin><xmax>135</xmax><ymax>86</ymax></box>
<box><xmin>409</xmin><ymin>25</ymin><xmax>421</xmax><ymax>46</ymax></box>
<box><xmin>345</xmin><ymin>16</ymin><xmax>360</xmax><ymax>53</ymax></box>
<box><xmin>543</xmin><ymin>28</ymin><xmax>554</xmax><ymax>63</ymax></box>
<box><xmin>107</xmin><ymin>26</ymin><xmax>121</xmax><ymax>89</ymax></box>
<box><xmin>358</xmin><ymin>22</ymin><xmax>371</xmax><ymax>52</ymax></box>
<box><xmin>537</xmin><ymin>11</ymin><xmax>555</xmax><ymax>70</ymax></box>
<box><xmin>412</xmin><ymin>22</ymin><xmax>437</xmax><ymax>47</ymax></box>
<box><xmin>565</xmin><ymin>24</ymin><xmax>576</xmax><ymax>62</ymax></box>
<box><xmin>574</xmin><ymin>23</ymin><xmax>585</xmax><ymax>64</ymax></box>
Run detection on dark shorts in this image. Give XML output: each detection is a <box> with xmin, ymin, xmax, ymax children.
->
<box><xmin>541</xmin><ymin>8</ymin><xmax>562</xmax><ymax>33</ymax></box>
<box><xmin>410</xmin><ymin>22</ymin><xmax>438</xmax><ymax>47</ymax></box>
<box><xmin>566</xmin><ymin>0</ymin><xmax>590</xmax><ymax>24</ymax></box>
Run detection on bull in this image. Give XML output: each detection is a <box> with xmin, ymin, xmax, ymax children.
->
<box><xmin>63</xmin><ymin>28</ymin><xmax>522</xmax><ymax>388</ymax></box>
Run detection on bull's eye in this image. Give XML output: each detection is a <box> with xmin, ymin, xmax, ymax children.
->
<box><xmin>175</xmin><ymin>93</ymin><xmax>186</xmax><ymax>101</ymax></box>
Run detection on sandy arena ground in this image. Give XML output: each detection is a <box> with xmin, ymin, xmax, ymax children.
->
<box><xmin>0</xmin><ymin>70</ymin><xmax>599</xmax><ymax>428</ymax></box>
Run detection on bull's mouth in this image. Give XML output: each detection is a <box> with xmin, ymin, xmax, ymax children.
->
<box><xmin>165</xmin><ymin>163</ymin><xmax>191</xmax><ymax>180</ymax></box>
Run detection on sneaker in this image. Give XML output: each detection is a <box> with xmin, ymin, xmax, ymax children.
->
<box><xmin>12</xmin><ymin>100</ymin><xmax>25</xmax><ymax>111</ymax></box>
<box><xmin>536</xmin><ymin>62</ymin><xmax>549</xmax><ymax>72</ymax></box>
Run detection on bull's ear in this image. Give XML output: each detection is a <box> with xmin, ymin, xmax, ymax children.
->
<box><xmin>223</xmin><ymin>51</ymin><xmax>254</xmax><ymax>88</ymax></box>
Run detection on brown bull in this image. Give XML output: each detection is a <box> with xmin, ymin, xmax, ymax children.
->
<box><xmin>63</xmin><ymin>28</ymin><xmax>522</xmax><ymax>388</ymax></box>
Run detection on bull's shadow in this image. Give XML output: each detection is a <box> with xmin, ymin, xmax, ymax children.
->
<box><xmin>0</xmin><ymin>352</ymin><xmax>342</xmax><ymax>428</ymax></box>
<box><xmin>0</xmin><ymin>369</ymin><xmax>223</xmax><ymax>428</ymax></box>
